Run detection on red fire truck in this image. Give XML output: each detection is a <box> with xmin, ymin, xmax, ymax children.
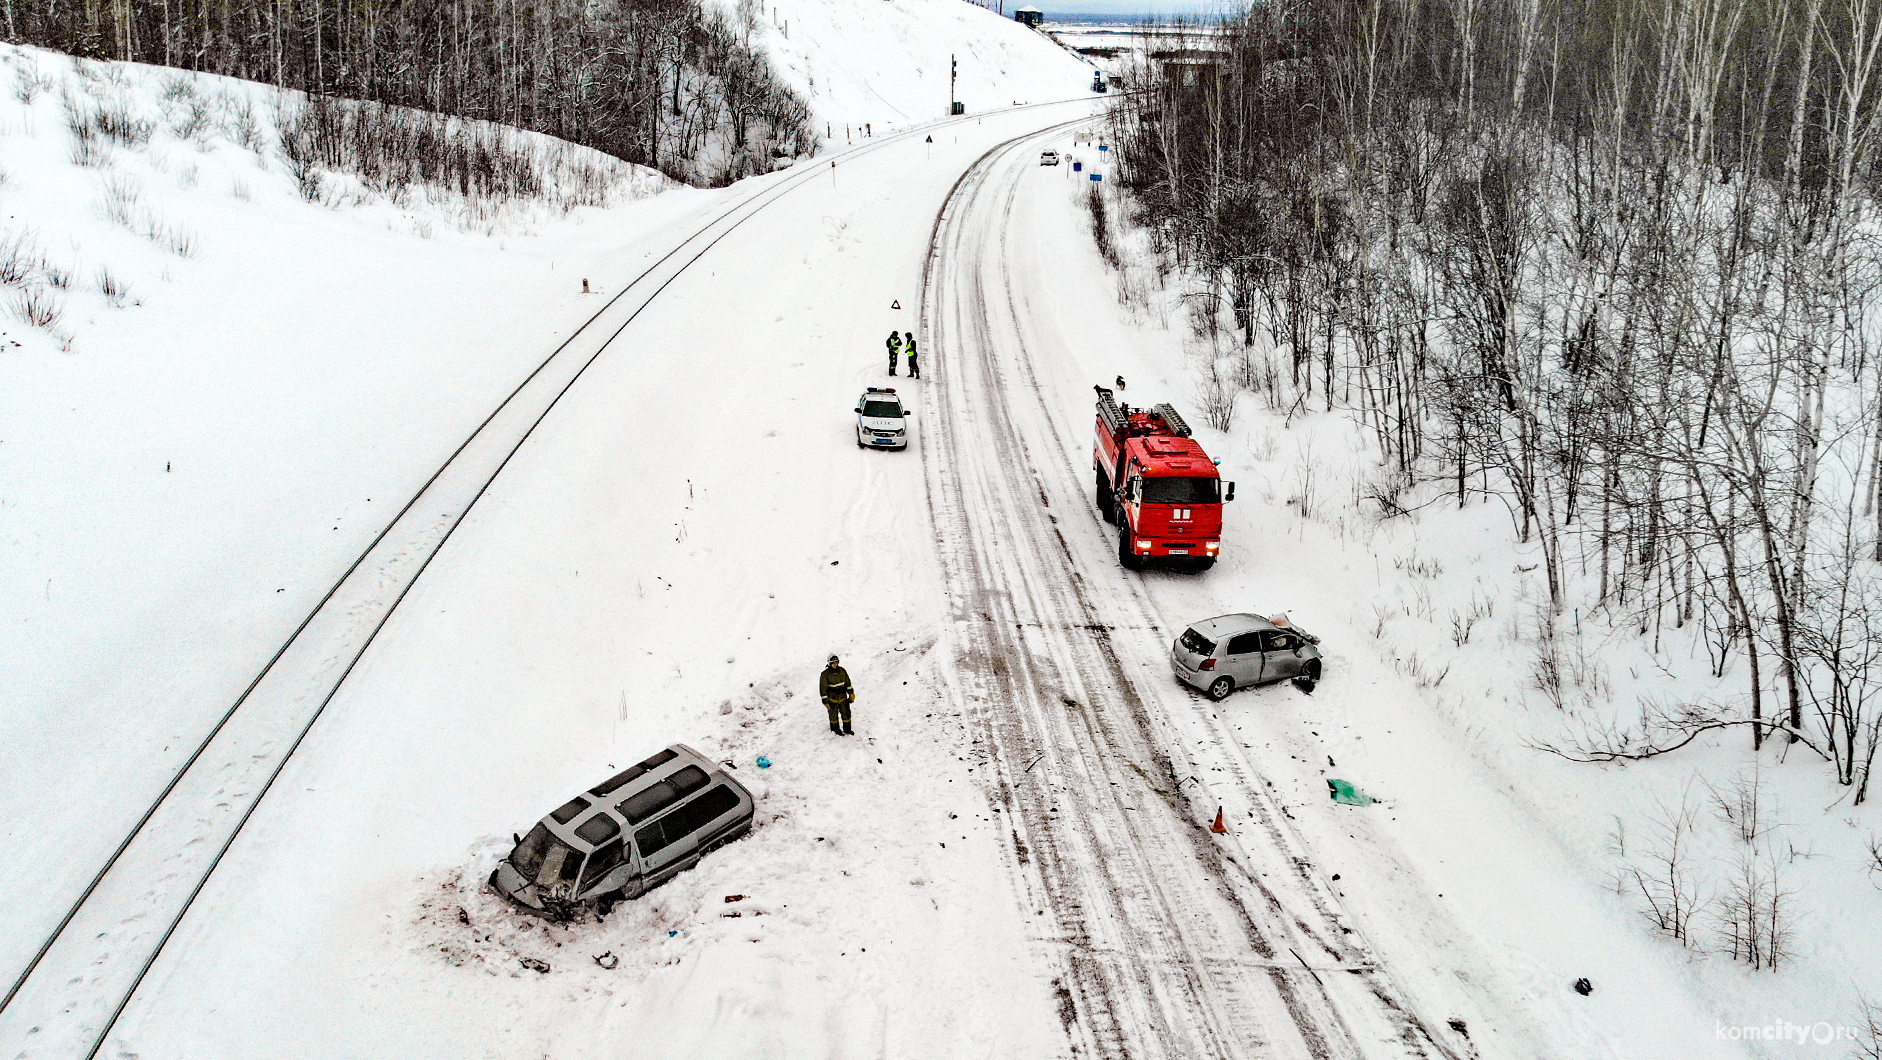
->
<box><xmin>1093</xmin><ymin>385</ymin><xmax>1233</xmax><ymax>570</ymax></box>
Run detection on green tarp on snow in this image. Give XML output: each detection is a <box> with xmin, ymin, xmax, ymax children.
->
<box><xmin>1326</xmin><ymin>779</ymin><xmax>1373</xmax><ymax>806</ymax></box>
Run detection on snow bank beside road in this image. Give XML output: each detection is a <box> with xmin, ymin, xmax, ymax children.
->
<box><xmin>708</xmin><ymin>0</ymin><xmax>1094</xmax><ymax>132</ymax></box>
<box><xmin>0</xmin><ymin>42</ymin><xmax>706</xmax><ymax>982</ymax></box>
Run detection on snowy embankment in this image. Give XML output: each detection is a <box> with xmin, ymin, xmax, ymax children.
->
<box><xmin>1076</xmin><ymin>158</ymin><xmax>1882</xmax><ymax>1054</ymax></box>
<box><xmin>0</xmin><ymin>39</ymin><xmax>708</xmax><ymax>967</ymax></box>
<box><xmin>705</xmin><ymin>0</ymin><xmax>1094</xmax><ymax>134</ymax></box>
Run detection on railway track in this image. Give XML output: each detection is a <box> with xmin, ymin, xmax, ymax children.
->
<box><xmin>919</xmin><ymin>125</ymin><xmax>1464</xmax><ymax>1059</ymax></box>
<box><xmin>0</xmin><ymin>100</ymin><xmax>1097</xmax><ymax>1060</ymax></box>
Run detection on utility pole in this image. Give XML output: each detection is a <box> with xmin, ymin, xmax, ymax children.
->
<box><xmin>950</xmin><ymin>54</ymin><xmax>958</xmax><ymax>115</ymax></box>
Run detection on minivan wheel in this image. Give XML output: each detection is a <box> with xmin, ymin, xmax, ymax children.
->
<box><xmin>1303</xmin><ymin>660</ymin><xmax>1322</xmax><ymax>682</ymax></box>
<box><xmin>1206</xmin><ymin>675</ymin><xmax>1234</xmax><ymax>701</ymax></box>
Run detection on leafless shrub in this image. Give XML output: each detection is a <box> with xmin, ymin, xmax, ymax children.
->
<box><xmin>1626</xmin><ymin>788</ymin><xmax>1707</xmax><ymax>947</ymax></box>
<box><xmin>1359</xmin><ymin>464</ymin><xmax>1413</xmax><ymax>518</ymax></box>
<box><xmin>44</xmin><ymin>264</ymin><xmax>70</xmax><ymax>290</ymax></box>
<box><xmin>1708</xmin><ymin>765</ymin><xmax>1774</xmax><ymax>846</ymax></box>
<box><xmin>1392</xmin><ymin>553</ymin><xmax>1444</xmax><ymax>579</ymax></box>
<box><xmin>1448</xmin><ymin>608</ymin><xmax>1479</xmax><ymax>647</ymax></box>
<box><xmin>230</xmin><ymin>177</ymin><xmax>251</xmax><ymax>201</ymax></box>
<box><xmin>96</xmin><ymin>174</ymin><xmax>143</xmax><ymax>227</ymax></box>
<box><xmin>1248</xmin><ymin>427</ymin><xmax>1280</xmax><ymax>461</ymax></box>
<box><xmin>1393</xmin><ymin>650</ymin><xmax>1450</xmax><ymax>688</ymax></box>
<box><xmin>1195</xmin><ymin>360</ymin><xmax>1236</xmax><ymax>431</ymax></box>
<box><xmin>147</xmin><ymin>221</ymin><xmax>199</xmax><ymax>258</ymax></box>
<box><xmin>1370</xmin><ymin>602</ymin><xmax>1393</xmax><ymax>638</ymax></box>
<box><xmin>177</xmin><ymin>163</ymin><xmax>199</xmax><ymax>189</ymax></box>
<box><xmin>12</xmin><ymin>60</ymin><xmax>52</xmax><ymax>104</ymax></box>
<box><xmin>1712</xmin><ymin>846</ymin><xmax>1795</xmax><ymax>970</ymax></box>
<box><xmin>96</xmin><ymin>267</ymin><xmax>129</xmax><ymax>305</ymax></box>
<box><xmin>11</xmin><ymin>286</ymin><xmax>62</xmax><ymax>329</ymax></box>
<box><xmin>0</xmin><ymin>230</ymin><xmax>45</xmax><ymax>286</ymax></box>
<box><xmin>222</xmin><ymin>94</ymin><xmax>264</xmax><ymax>154</ymax></box>
<box><xmin>93</xmin><ymin>100</ymin><xmax>154</xmax><ymax>146</ymax></box>
<box><xmin>1087</xmin><ymin>183</ymin><xmax>1118</xmax><ymax>268</ymax></box>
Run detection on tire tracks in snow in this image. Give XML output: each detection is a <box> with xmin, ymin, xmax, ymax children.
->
<box><xmin>0</xmin><ymin>100</ymin><xmax>1096</xmax><ymax>1060</ymax></box>
<box><xmin>920</xmin><ymin>126</ymin><xmax>1466</xmax><ymax>1060</ymax></box>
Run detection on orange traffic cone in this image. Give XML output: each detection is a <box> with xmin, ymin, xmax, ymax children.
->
<box><xmin>1210</xmin><ymin>807</ymin><xmax>1228</xmax><ymax>834</ymax></box>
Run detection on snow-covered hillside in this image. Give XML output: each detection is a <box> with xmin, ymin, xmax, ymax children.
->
<box><xmin>709</xmin><ymin>0</ymin><xmax>1095</xmax><ymax>131</ymax></box>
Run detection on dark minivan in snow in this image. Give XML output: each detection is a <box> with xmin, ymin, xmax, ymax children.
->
<box><xmin>491</xmin><ymin>743</ymin><xmax>753</xmax><ymax>919</ymax></box>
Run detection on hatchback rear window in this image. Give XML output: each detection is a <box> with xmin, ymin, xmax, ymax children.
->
<box><xmin>862</xmin><ymin>401</ymin><xmax>901</xmax><ymax>418</ymax></box>
<box><xmin>1179</xmin><ymin>628</ymin><xmax>1215</xmax><ymax>656</ymax></box>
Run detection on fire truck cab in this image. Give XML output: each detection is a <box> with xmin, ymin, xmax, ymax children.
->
<box><xmin>1093</xmin><ymin>385</ymin><xmax>1233</xmax><ymax>570</ymax></box>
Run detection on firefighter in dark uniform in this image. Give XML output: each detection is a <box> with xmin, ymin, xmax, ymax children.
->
<box><xmin>904</xmin><ymin>332</ymin><xmax>919</xmax><ymax>379</ymax></box>
<box><xmin>820</xmin><ymin>654</ymin><xmax>855</xmax><ymax>735</ymax></box>
<box><xmin>886</xmin><ymin>331</ymin><xmax>902</xmax><ymax>375</ymax></box>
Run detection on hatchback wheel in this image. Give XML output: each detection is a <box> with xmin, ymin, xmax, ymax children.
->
<box><xmin>1206</xmin><ymin>675</ymin><xmax>1234</xmax><ymax>701</ymax></box>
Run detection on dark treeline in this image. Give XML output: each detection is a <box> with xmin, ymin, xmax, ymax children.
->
<box><xmin>3</xmin><ymin>0</ymin><xmax>815</xmax><ymax>183</ymax></box>
<box><xmin>1110</xmin><ymin>0</ymin><xmax>1882</xmax><ymax>800</ymax></box>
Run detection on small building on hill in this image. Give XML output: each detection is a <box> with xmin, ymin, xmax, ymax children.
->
<box><xmin>1015</xmin><ymin>6</ymin><xmax>1045</xmax><ymax>28</ymax></box>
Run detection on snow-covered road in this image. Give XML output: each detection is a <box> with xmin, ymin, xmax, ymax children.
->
<box><xmin>923</xmin><ymin>126</ymin><xmax>1461</xmax><ymax>1060</ymax></box>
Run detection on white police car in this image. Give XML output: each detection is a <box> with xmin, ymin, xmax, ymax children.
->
<box><xmin>855</xmin><ymin>387</ymin><xmax>910</xmax><ymax>450</ymax></box>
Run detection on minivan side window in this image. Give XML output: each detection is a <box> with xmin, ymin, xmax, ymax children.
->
<box><xmin>636</xmin><ymin>819</ymin><xmax>673</xmax><ymax>859</ymax></box>
<box><xmin>680</xmin><ymin>786</ymin><xmax>739</xmax><ymax>836</ymax></box>
<box><xmin>620</xmin><ymin>765</ymin><xmax>711</xmax><ymax>824</ymax></box>
<box><xmin>634</xmin><ymin>785</ymin><xmax>739</xmax><ymax>860</ymax></box>
<box><xmin>580</xmin><ymin>840</ymin><xmax>624</xmax><ymax>888</ymax></box>
<box><xmin>1225</xmin><ymin>632</ymin><xmax>1262</xmax><ymax>655</ymax></box>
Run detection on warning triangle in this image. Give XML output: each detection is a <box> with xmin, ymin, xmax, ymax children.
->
<box><xmin>925</xmin><ymin>135</ymin><xmax>933</xmax><ymax>143</ymax></box>
<box><xmin>891</xmin><ymin>299</ymin><xmax>901</xmax><ymax>309</ymax></box>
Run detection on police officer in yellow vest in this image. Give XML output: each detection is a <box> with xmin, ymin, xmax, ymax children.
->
<box><xmin>820</xmin><ymin>654</ymin><xmax>855</xmax><ymax>736</ymax></box>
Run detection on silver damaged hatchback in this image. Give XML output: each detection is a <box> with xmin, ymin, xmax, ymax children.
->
<box><xmin>1171</xmin><ymin>613</ymin><xmax>1322</xmax><ymax>700</ymax></box>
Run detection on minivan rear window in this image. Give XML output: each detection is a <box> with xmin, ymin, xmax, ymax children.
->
<box><xmin>590</xmin><ymin>748</ymin><xmax>679</xmax><ymax>797</ymax></box>
<box><xmin>620</xmin><ymin>765</ymin><xmax>711</xmax><ymax>824</ymax></box>
<box><xmin>549</xmin><ymin>796</ymin><xmax>589</xmax><ymax>824</ymax></box>
<box><xmin>1179</xmin><ymin>628</ymin><xmax>1215</xmax><ymax>656</ymax></box>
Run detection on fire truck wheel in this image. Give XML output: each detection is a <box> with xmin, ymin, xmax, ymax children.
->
<box><xmin>1206</xmin><ymin>675</ymin><xmax>1234</xmax><ymax>701</ymax></box>
<box><xmin>1118</xmin><ymin>526</ymin><xmax>1144</xmax><ymax>570</ymax></box>
<box><xmin>1193</xmin><ymin>559</ymin><xmax>1215</xmax><ymax>572</ymax></box>
<box><xmin>1095</xmin><ymin>469</ymin><xmax>1115</xmax><ymax>522</ymax></box>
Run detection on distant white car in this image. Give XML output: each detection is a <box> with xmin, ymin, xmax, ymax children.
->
<box><xmin>855</xmin><ymin>387</ymin><xmax>910</xmax><ymax>450</ymax></box>
<box><xmin>1040</xmin><ymin>150</ymin><xmax>1060</xmax><ymax>166</ymax></box>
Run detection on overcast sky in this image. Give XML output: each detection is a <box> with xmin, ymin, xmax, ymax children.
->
<box><xmin>1040</xmin><ymin>0</ymin><xmax>1237</xmax><ymax>17</ymax></box>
